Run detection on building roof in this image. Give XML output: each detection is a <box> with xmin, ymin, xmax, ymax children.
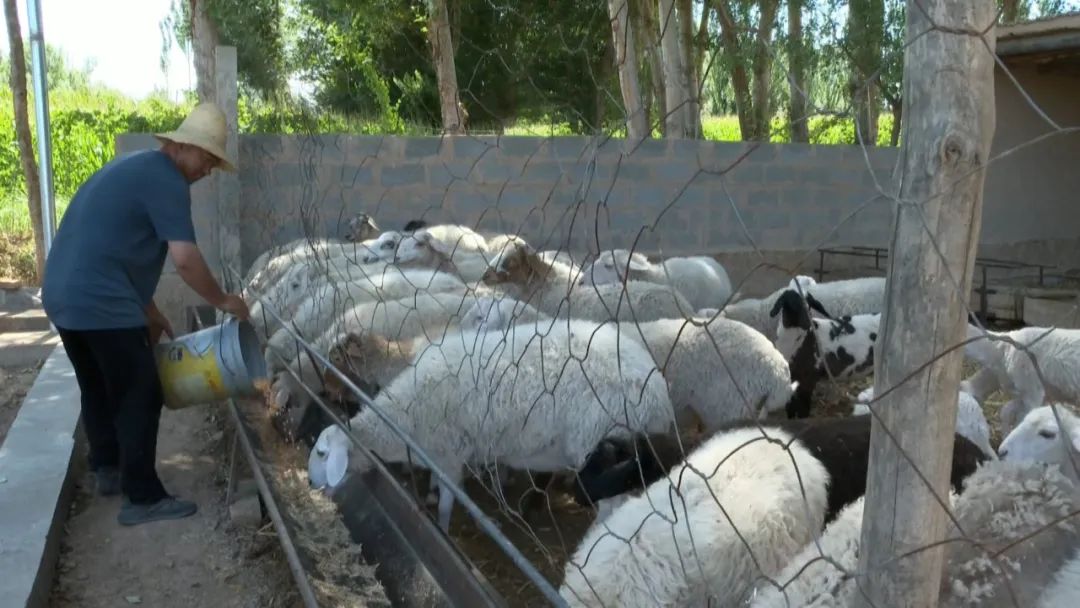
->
<box><xmin>997</xmin><ymin>12</ymin><xmax>1080</xmax><ymax>58</ymax></box>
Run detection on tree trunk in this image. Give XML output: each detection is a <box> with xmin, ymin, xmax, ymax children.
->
<box><xmin>787</xmin><ymin>0</ymin><xmax>811</xmax><ymax>143</ymax></box>
<box><xmin>854</xmin><ymin>0</ymin><xmax>996</xmax><ymax>606</ymax></box>
<box><xmin>635</xmin><ymin>0</ymin><xmax>666</xmax><ymax>133</ymax></box>
<box><xmin>608</xmin><ymin>0</ymin><xmax>649</xmax><ymax>140</ymax></box>
<box><xmin>890</xmin><ymin>98</ymin><xmax>902</xmax><ymax>146</ymax></box>
<box><xmin>714</xmin><ymin>0</ymin><xmax>755</xmax><ymax>140</ymax></box>
<box><xmin>191</xmin><ymin>0</ymin><xmax>219</xmax><ymax>103</ymax></box>
<box><xmin>848</xmin><ymin>0</ymin><xmax>884</xmax><ymax>145</ymax></box>
<box><xmin>4</xmin><ymin>0</ymin><xmax>45</xmax><ymax>282</ymax></box>
<box><xmin>676</xmin><ymin>0</ymin><xmax>701</xmax><ymax>138</ymax></box>
<box><xmin>1002</xmin><ymin>0</ymin><xmax>1021</xmax><ymax>23</ymax></box>
<box><xmin>750</xmin><ymin>0</ymin><xmax>780</xmax><ymax>140</ymax></box>
<box><xmin>658</xmin><ymin>0</ymin><xmax>691</xmax><ymax>138</ymax></box>
<box><xmin>427</xmin><ymin>0</ymin><xmax>465</xmax><ymax>134</ymax></box>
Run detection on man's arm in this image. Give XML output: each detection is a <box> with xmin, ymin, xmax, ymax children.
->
<box><xmin>168</xmin><ymin>241</ymin><xmax>251</xmax><ymax>320</ymax></box>
<box><xmin>167</xmin><ymin>241</ymin><xmax>228</xmax><ymax>308</ymax></box>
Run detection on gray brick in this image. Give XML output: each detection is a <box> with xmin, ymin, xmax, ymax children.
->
<box><xmin>625</xmin><ymin>138</ymin><xmax>669</xmax><ymax>159</ymax></box>
<box><xmin>520</xmin><ymin>161</ymin><xmax>568</xmax><ymax>183</ymax></box>
<box><xmin>493</xmin><ymin>186</ymin><xmax>544</xmax><ymax>209</ymax></box>
<box><xmin>450</xmin><ymin>136</ymin><xmax>499</xmax><ymax>160</ymax></box>
<box><xmin>344</xmin><ymin>137</ymin><xmax>388</xmax><ymax>162</ymax></box>
<box><xmin>273</xmin><ymin>163</ymin><xmax>302</xmax><ymax>186</ymax></box>
<box><xmin>775</xmin><ymin>143</ymin><xmax>818</xmax><ymax>160</ymax></box>
<box><xmin>426</xmin><ymin>161</ymin><xmax>474</xmax><ymax>188</ymax></box>
<box><xmin>723</xmin><ymin>162</ymin><xmax>765</xmax><ymax>184</ymax></box>
<box><xmin>552</xmin><ymin>137</ymin><xmax>588</xmax><ymax>160</ymax></box>
<box><xmin>476</xmin><ymin>159</ymin><xmax>523</xmax><ymax>183</ymax></box>
<box><xmin>339</xmin><ymin>165</ymin><xmax>376</xmax><ymax>188</ymax></box>
<box><xmin>614</xmin><ymin>161</ymin><xmax>656</xmax><ymax>182</ymax></box>
<box><xmin>404</xmin><ymin>137</ymin><xmax>445</xmax><ymax>159</ymax></box>
<box><xmin>499</xmin><ymin>136</ymin><xmax>550</xmax><ymax>159</ymax></box>
<box><xmin>380</xmin><ymin>164</ymin><xmax>427</xmax><ymax>187</ymax></box>
<box><xmin>651</xmin><ymin>161</ymin><xmax>700</xmax><ymax>184</ymax></box>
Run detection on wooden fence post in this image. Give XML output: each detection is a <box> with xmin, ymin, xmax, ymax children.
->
<box><xmin>854</xmin><ymin>1</ymin><xmax>997</xmax><ymax>606</ymax></box>
<box><xmin>214</xmin><ymin>45</ymin><xmax>241</xmax><ymax>294</ymax></box>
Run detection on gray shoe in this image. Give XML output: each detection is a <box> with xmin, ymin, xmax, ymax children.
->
<box><xmin>117</xmin><ymin>497</ymin><xmax>198</xmax><ymax>526</ymax></box>
<box><xmin>94</xmin><ymin>467</ymin><xmax>121</xmax><ymax>497</ymax></box>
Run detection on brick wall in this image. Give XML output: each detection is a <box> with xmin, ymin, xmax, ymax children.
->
<box><xmin>117</xmin><ymin>132</ymin><xmax>1080</xmax><ymax>324</ymax></box>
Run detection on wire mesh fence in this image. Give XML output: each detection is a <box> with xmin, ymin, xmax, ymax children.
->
<box><xmin>197</xmin><ymin>0</ymin><xmax>1080</xmax><ymax>605</ymax></box>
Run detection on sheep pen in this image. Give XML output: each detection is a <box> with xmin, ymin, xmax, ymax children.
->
<box><xmin>237</xmin><ymin>240</ymin><xmax>1031</xmax><ymax>605</ymax></box>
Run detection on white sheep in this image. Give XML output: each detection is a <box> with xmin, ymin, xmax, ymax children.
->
<box><xmin>964</xmin><ymin>324</ymin><xmax>1080</xmax><ymax>432</ymax></box>
<box><xmin>261</xmin><ymin>277</ymin><xmax>487</xmax><ymax>375</ymax></box>
<box><xmin>243</xmin><ymin>214</ymin><xmax>382</xmax><ymax>293</ymax></box>
<box><xmin>462</xmin><ymin>294</ymin><xmax>796</xmax><ymax>431</ymax></box>
<box><xmin>722</xmin><ymin>276</ymin><xmax>885</xmax><ymax>341</ymax></box>
<box><xmin>579</xmin><ymin>248</ymin><xmax>733</xmax><ymax>311</ymax></box>
<box><xmin>250</xmin><ymin>260</ymin><xmax>467</xmax><ymax>338</ymax></box>
<box><xmin>482</xmin><ymin>240</ymin><xmax>693</xmax><ymax>323</ymax></box>
<box><xmin>853</xmin><ymin>386</ymin><xmax>996</xmax><ymax>462</ymax></box>
<box><xmin>771</xmin><ymin>288</ymin><xmax>880</xmax><ymax>418</ymax></box>
<box><xmin>307</xmin><ymin>318</ymin><xmax>678</xmax><ymax>532</ymax></box>
<box><xmin>998</xmin><ymin>404</ymin><xmax>1080</xmax><ymax>484</ymax></box>
<box><xmin>267</xmin><ymin>289</ymin><xmax>484</xmax><ymax>413</ymax></box>
<box><xmin>378</xmin><ymin>229</ymin><xmax>497</xmax><ymax>287</ymax></box>
<box><xmin>559</xmin><ymin>424</ymin><xmax>830</xmax><ymax>607</ymax></box>
<box><xmin>1037</xmin><ymin>549</ymin><xmax>1080</xmax><ymax>607</ymax></box>
<box><xmin>748</xmin><ymin>459</ymin><xmax>1080</xmax><ymax>608</ymax></box>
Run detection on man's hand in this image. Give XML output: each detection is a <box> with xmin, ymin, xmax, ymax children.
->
<box><xmin>220</xmin><ymin>294</ymin><xmax>251</xmax><ymax>321</ymax></box>
<box><xmin>147</xmin><ymin>307</ymin><xmax>175</xmax><ymax>344</ymax></box>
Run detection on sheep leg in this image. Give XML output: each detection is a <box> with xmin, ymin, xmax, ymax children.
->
<box><xmin>960</xmin><ymin>367</ymin><xmax>1000</xmax><ymax>403</ymax></box>
<box><xmin>425</xmin><ymin>475</ymin><xmax>439</xmax><ymax>507</ymax></box>
<box><xmin>436</xmin><ymin>480</ymin><xmax>455</xmax><ymax>533</ymax></box>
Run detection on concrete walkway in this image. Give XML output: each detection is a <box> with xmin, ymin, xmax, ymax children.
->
<box><xmin>0</xmin><ymin>344</ymin><xmax>82</xmax><ymax>608</ymax></box>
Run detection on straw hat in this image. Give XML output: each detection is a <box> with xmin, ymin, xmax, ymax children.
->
<box><xmin>154</xmin><ymin>102</ymin><xmax>237</xmax><ymax>172</ymax></box>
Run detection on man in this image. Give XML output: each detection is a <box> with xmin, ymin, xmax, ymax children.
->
<box><xmin>41</xmin><ymin>102</ymin><xmax>251</xmax><ymax>527</ymax></box>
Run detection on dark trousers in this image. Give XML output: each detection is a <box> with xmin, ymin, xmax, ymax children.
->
<box><xmin>56</xmin><ymin>326</ymin><xmax>168</xmax><ymax>504</ymax></box>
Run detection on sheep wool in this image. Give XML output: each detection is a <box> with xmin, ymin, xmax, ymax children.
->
<box><xmin>309</xmin><ymin>317</ymin><xmax>677</xmax><ymax>532</ymax></box>
<box><xmin>748</xmin><ymin>460</ymin><xmax>1080</xmax><ymax>608</ymax></box>
<box><xmin>854</xmin><ymin>386</ymin><xmax>995</xmax><ymax>461</ymax></box>
<box><xmin>559</xmin><ymin>425</ymin><xmax>830</xmax><ymax>608</ymax></box>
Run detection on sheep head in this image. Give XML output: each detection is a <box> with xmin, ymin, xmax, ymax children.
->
<box><xmin>308</xmin><ymin>424</ymin><xmax>352</xmax><ymax>492</ymax></box>
<box><xmin>579</xmin><ymin>249</ymin><xmax>651</xmax><ymax>287</ymax></box>
<box><xmin>998</xmin><ymin>405</ymin><xmax>1080</xmax><ymax>478</ymax></box>
<box><xmin>769</xmin><ymin>289</ymin><xmax>813</xmax><ymax>332</ymax></box>
<box><xmin>392</xmin><ymin>230</ymin><xmax>460</xmax><ymax>275</ymax></box>
<box><xmin>360</xmin><ymin>230</ymin><xmax>404</xmax><ymax>264</ymax></box>
<box><xmin>481</xmin><ymin>241</ymin><xmax>549</xmax><ymax>287</ymax></box>
<box><xmin>324</xmin><ymin>331</ymin><xmax>409</xmax><ymax>399</ymax></box>
<box><xmin>344</xmin><ymin>213</ymin><xmax>380</xmax><ymax>242</ymax></box>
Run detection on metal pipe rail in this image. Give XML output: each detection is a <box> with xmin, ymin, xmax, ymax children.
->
<box><xmin>814</xmin><ymin>245</ymin><xmax>1061</xmax><ymax>322</ymax></box>
<box><xmin>189</xmin><ymin>309</ymin><xmax>322</xmax><ymax>608</ymax></box>
<box><xmin>230</xmin><ymin>263</ymin><xmax>567</xmax><ymax>607</ymax></box>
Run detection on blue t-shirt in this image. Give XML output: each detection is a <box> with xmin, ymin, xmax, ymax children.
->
<box><xmin>42</xmin><ymin>150</ymin><xmax>197</xmax><ymax>330</ymax></box>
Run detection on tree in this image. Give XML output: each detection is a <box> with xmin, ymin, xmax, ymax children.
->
<box><xmin>713</xmin><ymin>0</ymin><xmax>781</xmax><ymax>141</ymax></box>
<box><xmin>4</xmin><ymin>0</ymin><xmax>46</xmax><ymax>282</ymax></box>
<box><xmin>658</xmin><ymin>0</ymin><xmax>693</xmax><ymax>137</ymax></box>
<box><xmin>847</xmin><ymin>0</ymin><xmax>884</xmax><ymax>146</ymax></box>
<box><xmin>607</xmin><ymin>0</ymin><xmax>649</xmax><ymax>139</ymax></box>
<box><xmin>855</xmin><ymin>0</ymin><xmax>996</xmax><ymax>605</ymax></box>
<box><xmin>426</xmin><ymin>0</ymin><xmax>465</xmax><ymax>133</ymax></box>
<box><xmin>786</xmin><ymin>0</ymin><xmax>810</xmax><ymax>142</ymax></box>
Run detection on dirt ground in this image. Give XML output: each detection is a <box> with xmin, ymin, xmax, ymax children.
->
<box><xmin>0</xmin><ymin>363</ymin><xmax>42</xmax><ymax>449</ymax></box>
<box><xmin>48</xmin><ymin>404</ymin><xmax>302</xmax><ymax>608</ymax></box>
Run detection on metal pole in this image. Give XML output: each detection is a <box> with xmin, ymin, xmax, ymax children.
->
<box><xmin>25</xmin><ymin>0</ymin><xmax>57</xmax><ymax>256</ymax></box>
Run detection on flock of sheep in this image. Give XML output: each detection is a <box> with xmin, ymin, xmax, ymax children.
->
<box><xmin>240</xmin><ymin>212</ymin><xmax>1080</xmax><ymax>607</ymax></box>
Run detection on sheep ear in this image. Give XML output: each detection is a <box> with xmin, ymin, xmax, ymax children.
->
<box><xmin>805</xmin><ymin>293</ymin><xmax>833</xmax><ymax>319</ymax></box>
<box><xmin>626</xmin><ymin>252</ymin><xmax>651</xmax><ymax>271</ymax></box>
<box><xmin>326</xmin><ymin>444</ymin><xmax>349</xmax><ymax>488</ymax></box>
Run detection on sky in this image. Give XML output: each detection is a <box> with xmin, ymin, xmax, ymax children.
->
<box><xmin>0</xmin><ymin>0</ymin><xmax>193</xmax><ymax>101</ymax></box>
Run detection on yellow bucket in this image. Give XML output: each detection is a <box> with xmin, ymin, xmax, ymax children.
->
<box><xmin>154</xmin><ymin>317</ymin><xmax>268</xmax><ymax>410</ymax></box>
